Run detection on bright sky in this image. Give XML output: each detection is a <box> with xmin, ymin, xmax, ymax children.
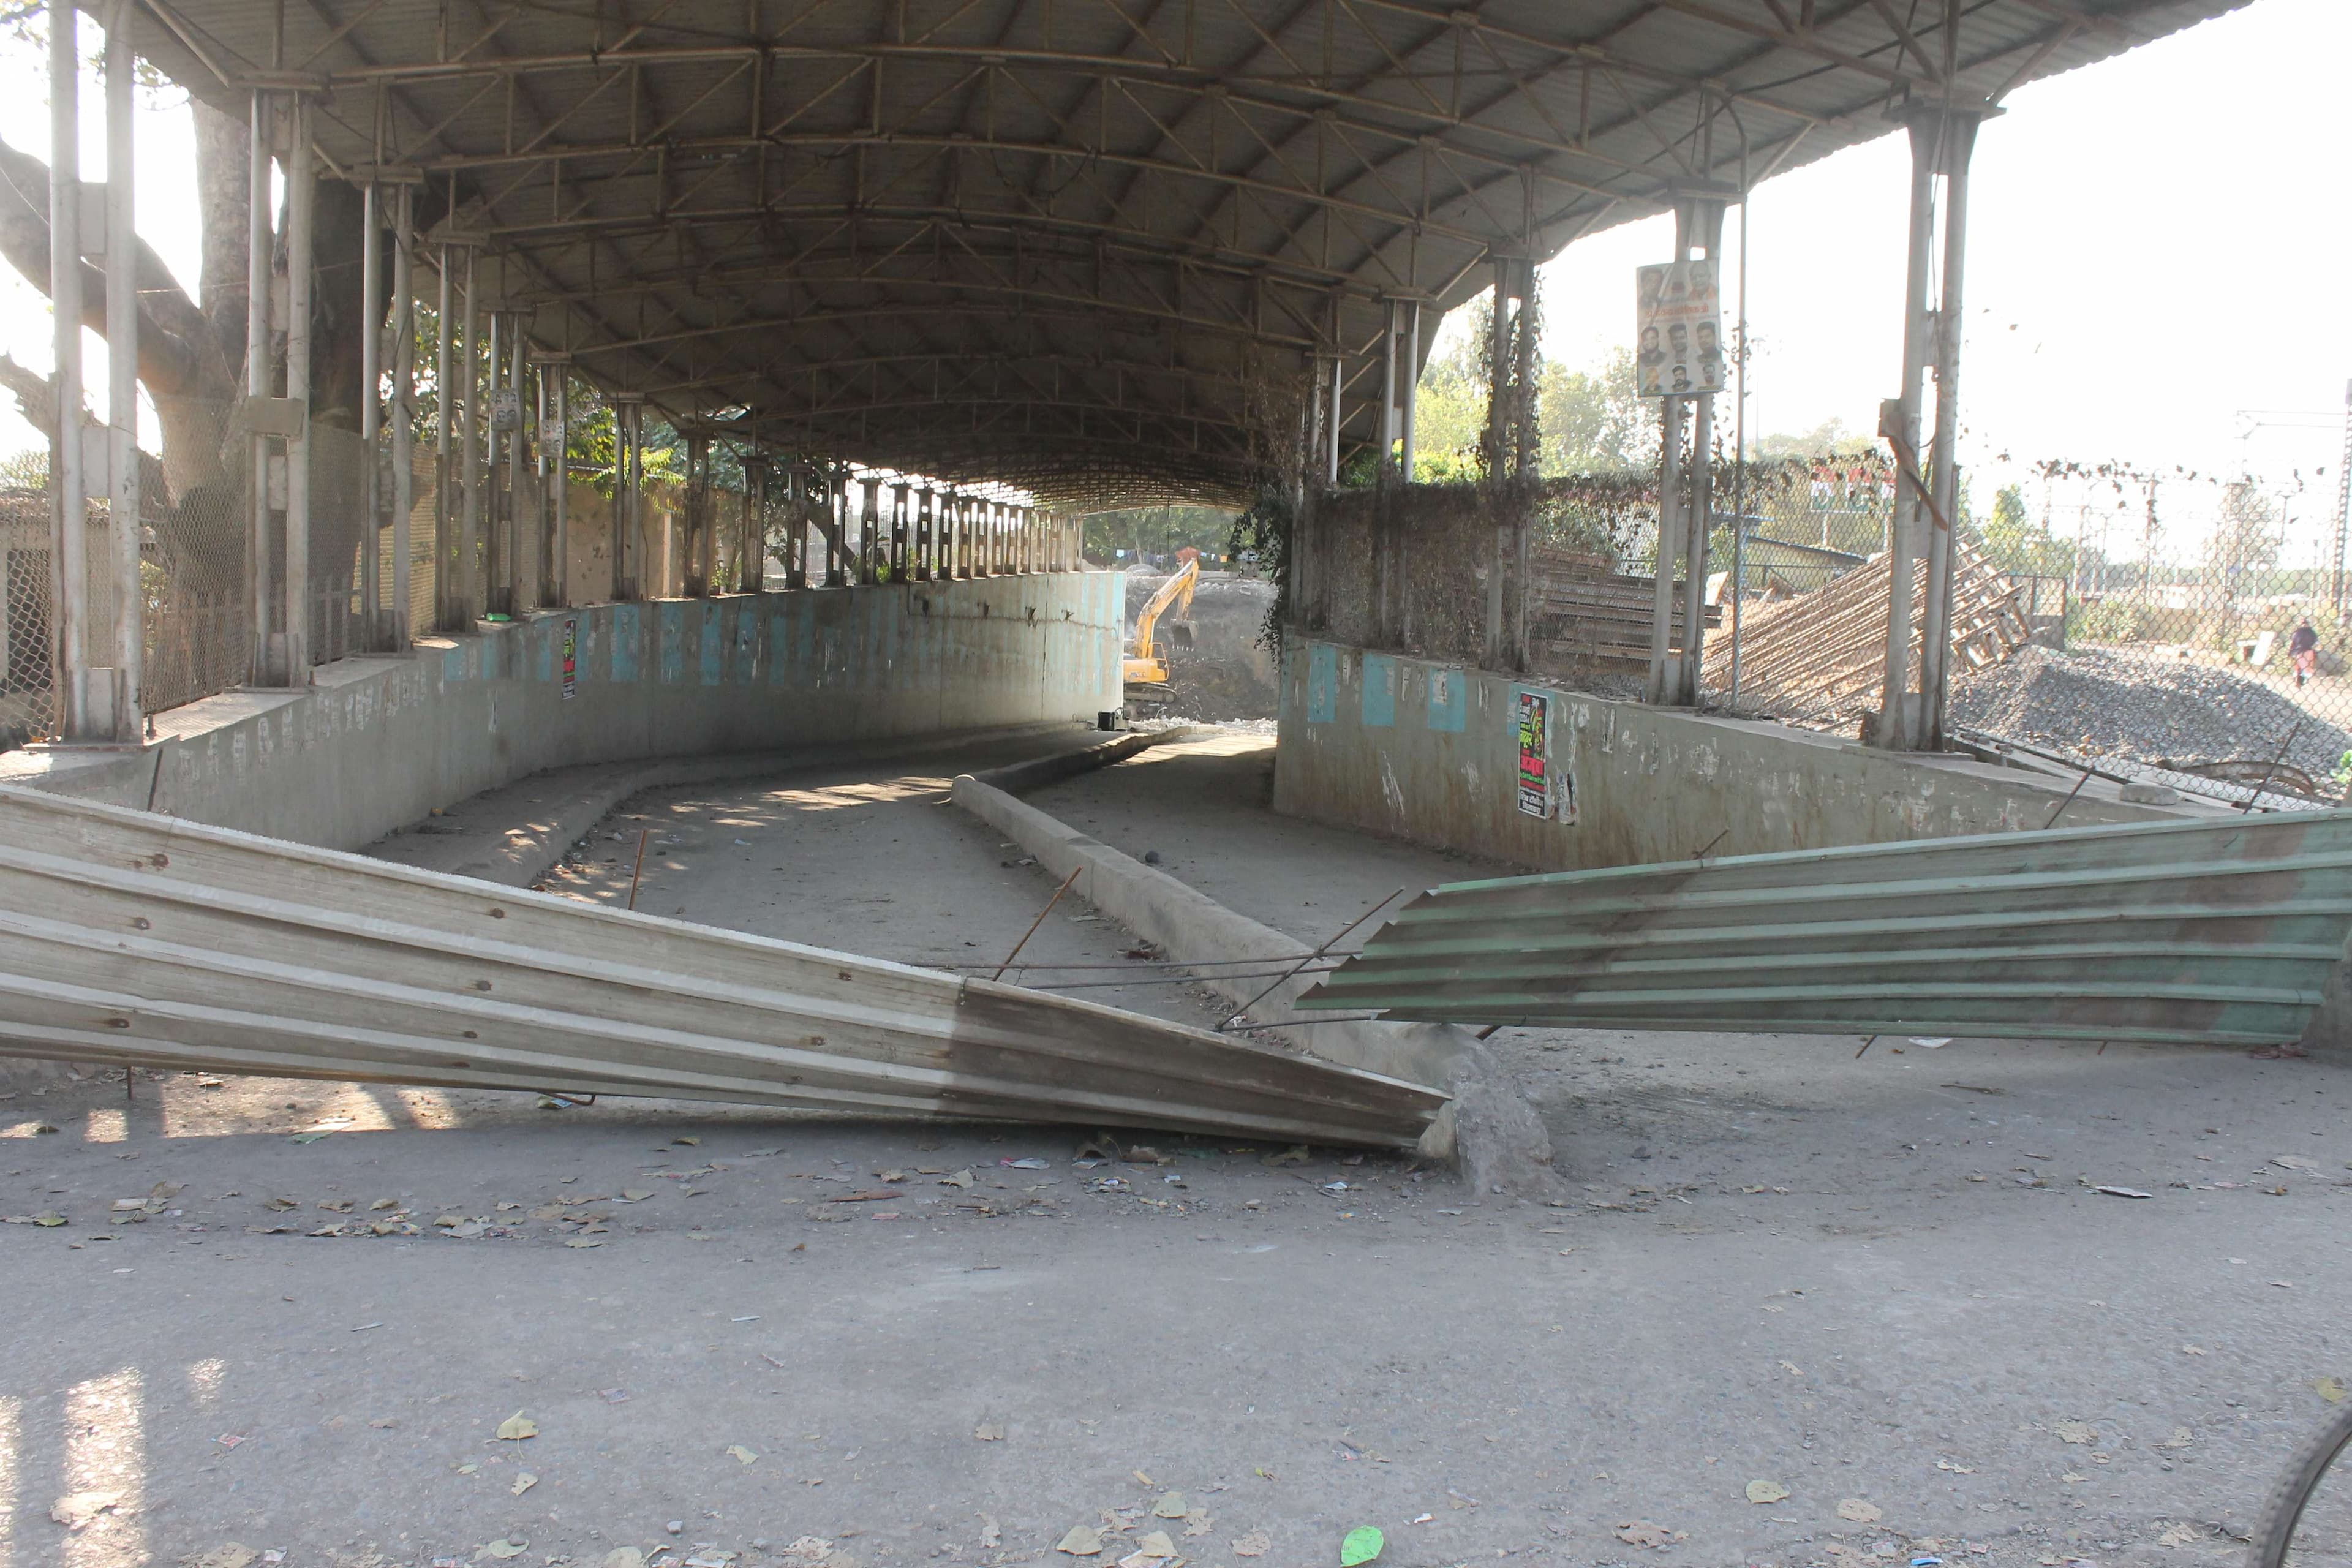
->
<box><xmin>0</xmin><ymin>2</ymin><xmax>2340</xmax><ymax>545</ymax></box>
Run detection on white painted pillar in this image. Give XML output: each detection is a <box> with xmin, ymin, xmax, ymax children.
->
<box><xmin>1400</xmin><ymin>300</ymin><xmax>1420</xmax><ymax>484</ymax></box>
<box><xmin>103</xmin><ymin>0</ymin><xmax>140</xmax><ymax>737</ymax></box>
<box><xmin>48</xmin><ymin>4</ymin><xmax>89</xmax><ymax>736</ymax></box>
<box><xmin>282</xmin><ymin>94</ymin><xmax>314</xmax><ymax>680</ymax></box>
<box><xmin>360</xmin><ymin>179</ymin><xmax>382</xmax><ymax>647</ymax></box>
<box><xmin>389</xmin><ymin>184</ymin><xmax>414</xmax><ymax>645</ymax></box>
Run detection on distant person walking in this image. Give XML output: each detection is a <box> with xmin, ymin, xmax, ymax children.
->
<box><xmin>2291</xmin><ymin>617</ymin><xmax>2320</xmax><ymax>686</ymax></box>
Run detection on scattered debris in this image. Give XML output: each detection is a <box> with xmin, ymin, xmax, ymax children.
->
<box><xmin>2095</xmin><ymin>1186</ymin><xmax>2154</xmax><ymax>1199</ymax></box>
<box><xmin>1232</xmin><ymin>1530</ymin><xmax>1271</xmax><ymax>1557</ymax></box>
<box><xmin>1838</xmin><ymin>1499</ymin><xmax>1883</xmax><ymax>1524</ymax></box>
<box><xmin>1616</xmin><ymin>1520</ymin><xmax>1687</xmax><ymax>1548</ymax></box>
<box><xmin>1056</xmin><ymin>1525</ymin><xmax>1104</xmax><ymax>1555</ymax></box>
<box><xmin>50</xmin><ymin>1490</ymin><xmax>123</xmax><ymax>1530</ymax></box>
<box><xmin>726</xmin><ymin>1444</ymin><xmax>758</xmax><ymax>1465</ymax></box>
<box><xmin>1746</xmin><ymin>1480</ymin><xmax>1790</xmax><ymax>1504</ymax></box>
<box><xmin>494</xmin><ymin>1411</ymin><xmax>538</xmax><ymax>1441</ymax></box>
<box><xmin>973</xmin><ymin>1420</ymin><xmax>1005</xmax><ymax>1442</ymax></box>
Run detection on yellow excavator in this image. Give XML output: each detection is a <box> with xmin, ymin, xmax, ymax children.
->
<box><xmin>1123</xmin><ymin>556</ymin><xmax>1199</xmax><ymax>686</ymax></box>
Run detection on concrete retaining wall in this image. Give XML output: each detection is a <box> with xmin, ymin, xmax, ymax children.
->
<box><xmin>1272</xmin><ymin>636</ymin><xmax>2198</xmax><ymax>873</ymax></box>
<box><xmin>3</xmin><ymin>573</ymin><xmax>1125</xmax><ymax>853</ymax></box>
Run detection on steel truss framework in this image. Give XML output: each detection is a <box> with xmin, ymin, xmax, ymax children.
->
<box><xmin>126</xmin><ymin>0</ymin><xmax>2237</xmax><ymax>507</ymax></box>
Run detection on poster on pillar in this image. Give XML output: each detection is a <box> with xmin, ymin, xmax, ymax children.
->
<box><xmin>1634</xmin><ymin>262</ymin><xmax>1725</xmax><ymax>399</ymax></box>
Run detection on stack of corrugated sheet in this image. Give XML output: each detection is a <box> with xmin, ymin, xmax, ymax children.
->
<box><xmin>1707</xmin><ymin>540</ymin><xmax>2028</xmax><ymax>720</ymax></box>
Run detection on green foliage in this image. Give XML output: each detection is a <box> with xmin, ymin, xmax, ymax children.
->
<box><xmin>1226</xmin><ymin>482</ymin><xmax>1296</xmax><ymax>650</ymax></box>
<box><xmin>0</xmin><ymin>447</ymin><xmax>45</xmax><ymax>489</ymax></box>
<box><xmin>1537</xmin><ymin>349</ymin><xmax>1656</xmax><ymax>475</ymax></box>
<box><xmin>1084</xmin><ymin>503</ymin><xmax>1237</xmax><ymax>563</ymax></box>
<box><xmin>1972</xmin><ymin>481</ymin><xmax>2076</xmax><ymax>578</ymax></box>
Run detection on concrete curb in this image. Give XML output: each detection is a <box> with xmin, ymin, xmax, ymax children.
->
<box><xmin>949</xmin><ymin>761</ymin><xmax>1558</xmax><ymax>1188</ymax></box>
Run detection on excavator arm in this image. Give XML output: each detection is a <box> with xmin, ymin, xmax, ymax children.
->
<box><xmin>1122</xmin><ymin>558</ymin><xmax>1199</xmax><ymax>685</ymax></box>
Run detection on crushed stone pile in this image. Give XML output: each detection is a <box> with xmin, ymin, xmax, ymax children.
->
<box><xmin>1950</xmin><ymin>645</ymin><xmax>2352</xmax><ymax>779</ymax></box>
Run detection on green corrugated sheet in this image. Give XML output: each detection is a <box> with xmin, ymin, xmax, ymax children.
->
<box><xmin>1298</xmin><ymin>813</ymin><xmax>2352</xmax><ymax>1046</ymax></box>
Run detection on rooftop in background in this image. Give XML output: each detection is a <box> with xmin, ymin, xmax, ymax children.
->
<box><xmin>129</xmin><ymin>0</ymin><xmax>2245</xmax><ymax>506</ymax></box>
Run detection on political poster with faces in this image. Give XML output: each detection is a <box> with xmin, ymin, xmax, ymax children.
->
<box><xmin>1634</xmin><ymin>260</ymin><xmax>1725</xmax><ymax>399</ymax></box>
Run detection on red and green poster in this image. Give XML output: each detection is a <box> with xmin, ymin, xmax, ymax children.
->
<box><xmin>1516</xmin><ymin>689</ymin><xmax>1550</xmax><ymax>817</ymax></box>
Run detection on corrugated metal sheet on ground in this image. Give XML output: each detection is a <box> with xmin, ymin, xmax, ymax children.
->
<box><xmin>0</xmin><ymin>786</ymin><xmax>1444</xmax><ymax>1148</ymax></box>
<box><xmin>1299</xmin><ymin>812</ymin><xmax>2352</xmax><ymax>1047</ymax></box>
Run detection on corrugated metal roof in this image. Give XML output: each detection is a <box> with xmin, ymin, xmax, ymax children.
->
<box><xmin>118</xmin><ymin>0</ymin><xmax>2249</xmax><ymax>504</ymax></box>
<box><xmin>1297</xmin><ymin>810</ymin><xmax>2352</xmax><ymax>1047</ymax></box>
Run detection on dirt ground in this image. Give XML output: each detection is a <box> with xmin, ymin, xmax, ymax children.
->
<box><xmin>2</xmin><ymin>730</ymin><xmax>2348</xmax><ymax>1568</ymax></box>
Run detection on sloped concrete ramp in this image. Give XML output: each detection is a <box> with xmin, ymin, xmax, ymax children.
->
<box><xmin>0</xmin><ymin>785</ymin><xmax>1444</xmax><ymax>1148</ymax></box>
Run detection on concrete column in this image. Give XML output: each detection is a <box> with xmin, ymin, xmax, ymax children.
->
<box><xmin>916</xmin><ymin>487</ymin><xmax>934</xmax><ymax>581</ymax></box>
<box><xmin>360</xmin><ymin>181</ymin><xmax>382</xmax><ymax>646</ymax></box>
<box><xmin>456</xmin><ymin>246</ymin><xmax>480</xmax><ymax>624</ymax></box>
<box><xmin>282</xmin><ymin>93</ymin><xmax>313</xmax><ymax>679</ymax></box>
<box><xmin>507</xmin><ymin>318</ymin><xmax>531</xmax><ymax>609</ymax></box>
<box><xmin>431</xmin><ymin>239</ymin><xmax>453</xmax><ymax>628</ymax></box>
<box><xmin>1399</xmin><ymin>300</ymin><xmax>1420</xmax><ymax>484</ymax></box>
<box><xmin>1875</xmin><ymin>119</ymin><xmax>1940</xmax><ymax>750</ymax></box>
<box><xmin>611</xmin><ymin>392</ymin><xmax>642</xmax><ymax>601</ymax></box>
<box><xmin>388</xmin><ymin>183</ymin><xmax>415</xmax><ymax>644</ymax></box>
<box><xmin>544</xmin><ymin>356</ymin><xmax>570</xmax><ymax>606</ymax></box>
<box><xmin>48</xmin><ymin>4</ymin><xmax>91</xmax><ymax>737</ymax></box>
<box><xmin>1378</xmin><ymin>301</ymin><xmax>1401</xmax><ymax>486</ymax></box>
<box><xmin>858</xmin><ymin>478</ymin><xmax>879</xmax><ymax>584</ymax></box>
<box><xmin>682</xmin><ymin>434</ymin><xmax>709</xmax><ymax>597</ymax></box>
<box><xmin>1678</xmin><ymin>201</ymin><xmax>1727</xmax><ymax>706</ymax></box>
<box><xmin>102</xmin><ymin>0</ymin><xmax>139</xmax><ymax>737</ymax></box>
<box><xmin>249</xmin><ymin>91</ymin><xmax>276</xmax><ymax>672</ymax></box>
<box><xmin>1918</xmin><ymin>110</ymin><xmax>1981</xmax><ymax>752</ymax></box>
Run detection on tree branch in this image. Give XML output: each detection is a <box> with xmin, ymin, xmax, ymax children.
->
<box><xmin>0</xmin><ymin>134</ymin><xmax>222</xmax><ymax>402</ymax></box>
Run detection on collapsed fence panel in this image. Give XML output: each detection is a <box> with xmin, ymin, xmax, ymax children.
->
<box><xmin>1299</xmin><ymin>811</ymin><xmax>2352</xmax><ymax>1047</ymax></box>
<box><xmin>0</xmin><ymin>785</ymin><xmax>1446</xmax><ymax>1148</ymax></box>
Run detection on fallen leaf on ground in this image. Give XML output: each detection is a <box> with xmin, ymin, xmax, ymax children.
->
<box><xmin>2159</xmin><ymin>1427</ymin><xmax>2193</xmax><ymax>1449</ymax></box>
<box><xmin>1746</xmin><ymin>1480</ymin><xmax>1790</xmax><ymax>1504</ymax></box>
<box><xmin>979</xmin><ymin>1516</ymin><xmax>1002</xmax><ymax>1549</ymax></box>
<box><xmin>1126</xmin><ymin>1530</ymin><xmax>1178</xmax><ymax>1562</ymax></box>
<box><xmin>1616</xmin><ymin>1520</ymin><xmax>1686</xmax><ymax>1548</ymax></box>
<box><xmin>619</xmin><ymin>1190</ymin><xmax>654</xmax><ymax>1202</ymax></box>
<box><xmin>1153</xmin><ymin>1492</ymin><xmax>1188</xmax><ymax>1518</ymax></box>
<box><xmin>1340</xmin><ymin>1525</ymin><xmax>1384</xmax><ymax>1564</ymax></box>
<box><xmin>1056</xmin><ymin>1525</ymin><xmax>1104</xmax><ymax>1555</ymax></box>
<box><xmin>2055</xmin><ymin>1421</ymin><xmax>2096</xmax><ymax>1445</ymax></box>
<box><xmin>511</xmin><ymin>1471</ymin><xmax>537</xmax><ymax>1496</ymax></box>
<box><xmin>2275</xmin><ymin>1156</ymin><xmax>2322</xmax><ymax>1173</ymax></box>
<box><xmin>3</xmin><ymin>1213</ymin><xmax>65</xmax><ymax>1226</ymax></box>
<box><xmin>478</xmin><ymin>1540</ymin><xmax>527</xmax><ymax>1561</ymax></box>
<box><xmin>1838</xmin><ymin>1499</ymin><xmax>1882</xmax><ymax>1523</ymax></box>
<box><xmin>1936</xmin><ymin>1458</ymin><xmax>1975</xmax><ymax>1474</ymax></box>
<box><xmin>494</xmin><ymin>1411</ymin><xmax>538</xmax><ymax>1441</ymax></box>
<box><xmin>973</xmin><ymin>1421</ymin><xmax>1005</xmax><ymax>1441</ymax></box>
<box><xmin>726</xmin><ymin>1444</ymin><xmax>758</xmax><ymax>1465</ymax></box>
<box><xmin>1232</xmin><ymin>1531</ymin><xmax>1271</xmax><ymax>1557</ymax></box>
<box><xmin>50</xmin><ymin>1490</ymin><xmax>123</xmax><ymax>1529</ymax></box>
<box><xmin>564</xmin><ymin>1238</ymin><xmax>602</xmax><ymax>1248</ymax></box>
<box><xmin>600</xmin><ymin>1551</ymin><xmax>646</xmax><ymax>1568</ymax></box>
<box><xmin>2094</xmin><ymin>1186</ymin><xmax>2152</xmax><ymax>1200</ymax></box>
<box><xmin>2322</xmin><ymin>1378</ymin><xmax>2348</xmax><ymax>1404</ymax></box>
<box><xmin>2157</xmin><ymin>1523</ymin><xmax>2204</xmax><ymax>1547</ymax></box>
<box><xmin>1183</xmin><ymin>1509</ymin><xmax>1212</xmax><ymax>1537</ymax></box>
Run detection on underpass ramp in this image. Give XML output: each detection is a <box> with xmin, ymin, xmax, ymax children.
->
<box><xmin>0</xmin><ymin>785</ymin><xmax>1444</xmax><ymax>1149</ymax></box>
<box><xmin>1300</xmin><ymin>812</ymin><xmax>2352</xmax><ymax>1047</ymax></box>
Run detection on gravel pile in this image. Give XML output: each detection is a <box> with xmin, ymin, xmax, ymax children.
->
<box><xmin>1950</xmin><ymin>645</ymin><xmax>2352</xmax><ymax>778</ymax></box>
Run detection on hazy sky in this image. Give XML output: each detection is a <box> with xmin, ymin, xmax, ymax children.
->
<box><xmin>0</xmin><ymin>1</ymin><xmax>2339</xmax><ymax>547</ymax></box>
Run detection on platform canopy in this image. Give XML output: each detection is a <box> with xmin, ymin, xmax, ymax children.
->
<box><xmin>127</xmin><ymin>0</ymin><xmax>2243</xmax><ymax>507</ymax></box>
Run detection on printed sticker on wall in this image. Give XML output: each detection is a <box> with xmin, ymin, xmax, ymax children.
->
<box><xmin>560</xmin><ymin>618</ymin><xmax>578</xmax><ymax>700</ymax></box>
<box><xmin>1362</xmin><ymin>654</ymin><xmax>1397</xmax><ymax>728</ymax></box>
<box><xmin>1306</xmin><ymin>644</ymin><xmax>1338</xmax><ymax>724</ymax></box>
<box><xmin>1515</xmin><ymin>687</ymin><xmax>1551</xmax><ymax>818</ymax></box>
<box><xmin>1427</xmin><ymin>666</ymin><xmax>1467</xmax><ymax>733</ymax></box>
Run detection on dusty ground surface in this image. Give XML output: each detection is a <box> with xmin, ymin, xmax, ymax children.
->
<box><xmin>3</xmin><ymin>731</ymin><xmax>2349</xmax><ymax>1568</ymax></box>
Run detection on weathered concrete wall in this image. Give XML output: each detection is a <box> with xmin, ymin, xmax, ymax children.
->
<box><xmin>1271</xmin><ymin>636</ymin><xmax>2201</xmax><ymax>875</ymax></box>
<box><xmin>2</xmin><ymin>573</ymin><xmax>1125</xmax><ymax>853</ymax></box>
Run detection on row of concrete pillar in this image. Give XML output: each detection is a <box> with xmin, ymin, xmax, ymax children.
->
<box><xmin>41</xmin><ymin>6</ymin><xmax>1072</xmax><ymax>746</ymax></box>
